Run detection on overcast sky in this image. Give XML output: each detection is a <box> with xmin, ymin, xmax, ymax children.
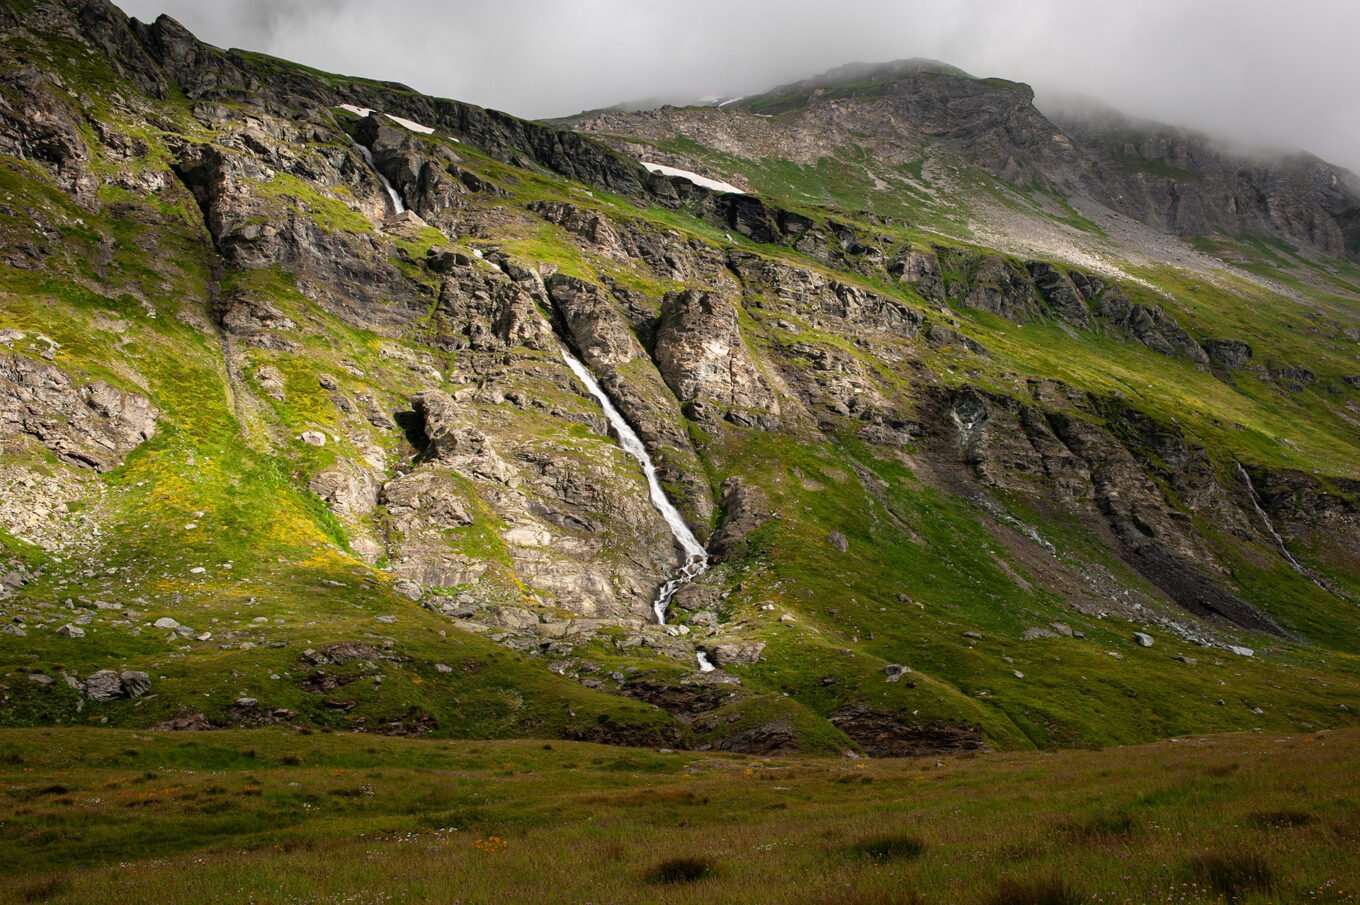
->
<box><xmin>115</xmin><ymin>0</ymin><xmax>1360</xmax><ymax>173</ymax></box>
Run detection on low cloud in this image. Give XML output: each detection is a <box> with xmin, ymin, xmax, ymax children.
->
<box><xmin>114</xmin><ymin>0</ymin><xmax>1360</xmax><ymax>172</ymax></box>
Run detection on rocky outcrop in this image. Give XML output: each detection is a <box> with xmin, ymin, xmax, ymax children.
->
<box><xmin>1088</xmin><ymin>287</ymin><xmax>1208</xmax><ymax>363</ymax></box>
<box><xmin>946</xmin><ymin>383</ymin><xmax>1285</xmax><ymax>635</ymax></box>
<box><xmin>1026</xmin><ymin>262</ymin><xmax>1092</xmax><ymax>330</ymax></box>
<box><xmin>829</xmin><ymin>707</ymin><xmax>987</xmax><ymax>758</ymax></box>
<box><xmin>1203</xmin><ymin>339</ymin><xmax>1253</xmax><ymax>370</ymax></box>
<box><xmin>433</xmin><ymin>266</ymin><xmax>553</xmax><ymax>353</ymax></box>
<box><xmin>960</xmin><ymin>255</ymin><xmax>1044</xmax><ymax>322</ymax></box>
<box><xmin>709</xmin><ymin>477</ymin><xmax>770</xmax><ymax>562</ymax></box>
<box><xmin>729</xmin><ymin>252</ymin><xmax>924</xmax><ymax>338</ymax></box>
<box><xmin>0</xmin><ymin>354</ymin><xmax>158</xmax><ymax>471</ymax></box>
<box><xmin>411</xmin><ymin>391</ymin><xmax>517</xmax><ymax>485</ymax></box>
<box><xmin>654</xmin><ymin>289</ymin><xmax>779</xmax><ymax>427</ymax></box>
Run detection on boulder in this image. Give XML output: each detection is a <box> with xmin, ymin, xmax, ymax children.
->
<box><xmin>82</xmin><ymin>670</ymin><xmax>123</xmax><ymax>701</ymax></box>
<box><xmin>120</xmin><ymin>670</ymin><xmax>152</xmax><ymax>697</ymax></box>
<box><xmin>709</xmin><ymin>639</ymin><xmax>765</xmax><ymax>667</ymax></box>
<box><xmin>1203</xmin><ymin>339</ymin><xmax>1252</xmax><ymax>370</ymax></box>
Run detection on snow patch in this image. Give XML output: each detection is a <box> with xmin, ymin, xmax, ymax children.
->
<box><xmin>335</xmin><ymin>105</ymin><xmax>434</xmax><ymax>135</ymax></box>
<box><xmin>640</xmin><ymin>161</ymin><xmax>744</xmax><ymax>194</ymax></box>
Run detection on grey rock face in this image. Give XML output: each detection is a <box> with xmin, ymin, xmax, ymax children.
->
<box><xmin>1203</xmin><ymin>339</ymin><xmax>1253</xmax><ymax>370</ymax></box>
<box><xmin>0</xmin><ymin>354</ymin><xmax>159</xmax><ymax>471</ymax></box>
<box><xmin>655</xmin><ymin>289</ymin><xmax>779</xmax><ymax>426</ymax></box>
<box><xmin>888</xmin><ymin>249</ymin><xmax>945</xmax><ymax>302</ymax></box>
<box><xmin>1027</xmin><ymin>262</ymin><xmax>1092</xmax><ymax>330</ymax></box>
<box><xmin>709</xmin><ymin>477</ymin><xmax>770</xmax><ymax>563</ymax></box>
<box><xmin>120</xmin><ymin>671</ymin><xmax>152</xmax><ymax>697</ymax></box>
<box><xmin>961</xmin><ymin>256</ymin><xmax>1043</xmax><ymax>322</ymax></box>
<box><xmin>412</xmin><ymin>391</ymin><xmax>516</xmax><ymax>486</ymax></box>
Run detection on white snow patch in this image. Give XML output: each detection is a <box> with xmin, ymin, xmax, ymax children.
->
<box><xmin>717</xmin><ymin>96</ymin><xmax>745</xmax><ymax>108</ymax></box>
<box><xmin>640</xmin><ymin>161</ymin><xmax>744</xmax><ymax>194</ymax></box>
<box><xmin>384</xmin><ymin>114</ymin><xmax>434</xmax><ymax>135</ymax></box>
<box><xmin>335</xmin><ymin>105</ymin><xmax>434</xmax><ymax>135</ymax></box>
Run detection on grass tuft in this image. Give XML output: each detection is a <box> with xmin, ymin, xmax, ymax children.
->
<box><xmin>647</xmin><ymin>855</ymin><xmax>716</xmax><ymax>884</ymax></box>
<box><xmin>1246</xmin><ymin>809</ymin><xmax>1315</xmax><ymax>830</ymax></box>
<box><xmin>1185</xmin><ymin>850</ymin><xmax>1274</xmax><ymax>902</ymax></box>
<box><xmin>986</xmin><ymin>876</ymin><xmax>1085</xmax><ymax>905</ymax></box>
<box><xmin>1059</xmin><ymin>812</ymin><xmax>1139</xmax><ymax>844</ymax></box>
<box><xmin>842</xmin><ymin>833</ymin><xmax>926</xmax><ymax>864</ymax></box>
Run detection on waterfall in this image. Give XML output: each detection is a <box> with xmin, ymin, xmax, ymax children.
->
<box><xmin>695</xmin><ymin>650</ymin><xmax>716</xmax><ymax>673</ymax></box>
<box><xmin>558</xmin><ymin>346</ymin><xmax>708</xmax><ymax>624</ymax></box>
<box><xmin>354</xmin><ymin>143</ymin><xmax>406</xmax><ymax>216</ymax></box>
<box><xmin>1236</xmin><ymin>462</ymin><xmax>1307</xmax><ymax>575</ymax></box>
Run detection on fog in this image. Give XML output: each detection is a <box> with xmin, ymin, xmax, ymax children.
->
<box><xmin>114</xmin><ymin>0</ymin><xmax>1360</xmax><ymax>173</ymax></box>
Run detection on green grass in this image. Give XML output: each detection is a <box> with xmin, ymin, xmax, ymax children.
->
<box><xmin>0</xmin><ymin>726</ymin><xmax>1357</xmax><ymax>903</ymax></box>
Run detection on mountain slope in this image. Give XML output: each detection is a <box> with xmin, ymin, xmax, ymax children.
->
<box><xmin>1</xmin><ymin>2</ymin><xmax>1359</xmax><ymax>754</ymax></box>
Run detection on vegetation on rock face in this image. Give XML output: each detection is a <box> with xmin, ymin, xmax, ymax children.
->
<box><xmin>1</xmin><ymin>0</ymin><xmax>1359</xmax><ymax>766</ymax></box>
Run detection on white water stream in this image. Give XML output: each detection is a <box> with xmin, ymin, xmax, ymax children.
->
<box><xmin>558</xmin><ymin>346</ymin><xmax>708</xmax><ymax>625</ymax></box>
<box><xmin>1236</xmin><ymin>462</ymin><xmax>1311</xmax><ymax>578</ymax></box>
<box><xmin>355</xmin><ymin>143</ymin><xmax>406</xmax><ymax>216</ymax></box>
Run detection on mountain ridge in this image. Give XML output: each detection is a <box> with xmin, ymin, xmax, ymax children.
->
<box><xmin>570</xmin><ymin>57</ymin><xmax>1360</xmax><ymax>264</ymax></box>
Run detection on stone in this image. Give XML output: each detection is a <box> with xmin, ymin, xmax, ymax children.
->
<box><xmin>255</xmin><ymin>365</ymin><xmax>286</xmax><ymax>401</ymax></box>
<box><xmin>28</xmin><ymin>673</ymin><xmax>53</xmax><ymax>685</ymax></box>
<box><xmin>299</xmin><ymin>430</ymin><xmax>326</xmax><ymax>446</ymax></box>
<box><xmin>1134</xmin><ymin>632</ymin><xmax>1154</xmax><ymax>648</ymax></box>
<box><xmin>884</xmin><ymin>664</ymin><xmax>911</xmax><ymax>683</ymax></box>
<box><xmin>57</xmin><ymin>623</ymin><xmax>84</xmax><ymax>637</ymax></box>
<box><xmin>962</xmin><ymin>631</ymin><xmax>983</xmax><ymax>641</ymax></box>
<box><xmin>1228</xmin><ymin>646</ymin><xmax>1254</xmax><ymax>657</ymax></box>
<box><xmin>153</xmin><ymin>617</ymin><xmax>180</xmax><ymax>629</ymax></box>
<box><xmin>82</xmin><ymin>669</ymin><xmax>123</xmax><ymax>701</ymax></box>
<box><xmin>827</xmin><ymin>531</ymin><xmax>849</xmax><ymax>553</ymax></box>
<box><xmin>709</xmin><ymin>640</ymin><xmax>765</xmax><ymax>667</ymax></box>
<box><xmin>120</xmin><ymin>670</ymin><xmax>152</xmax><ymax>697</ymax></box>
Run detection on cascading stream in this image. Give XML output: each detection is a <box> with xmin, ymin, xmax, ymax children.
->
<box><xmin>354</xmin><ymin>143</ymin><xmax>406</xmax><ymax>216</ymax></box>
<box><xmin>1235</xmin><ymin>462</ymin><xmax>1338</xmax><ymax>597</ymax></box>
<box><xmin>558</xmin><ymin>345</ymin><xmax>708</xmax><ymax>624</ymax></box>
<box><xmin>1236</xmin><ymin>462</ymin><xmax>1307</xmax><ymax>574</ymax></box>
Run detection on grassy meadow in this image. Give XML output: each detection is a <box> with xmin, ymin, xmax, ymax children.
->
<box><xmin>2</xmin><ymin>726</ymin><xmax>1358</xmax><ymax>904</ymax></box>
